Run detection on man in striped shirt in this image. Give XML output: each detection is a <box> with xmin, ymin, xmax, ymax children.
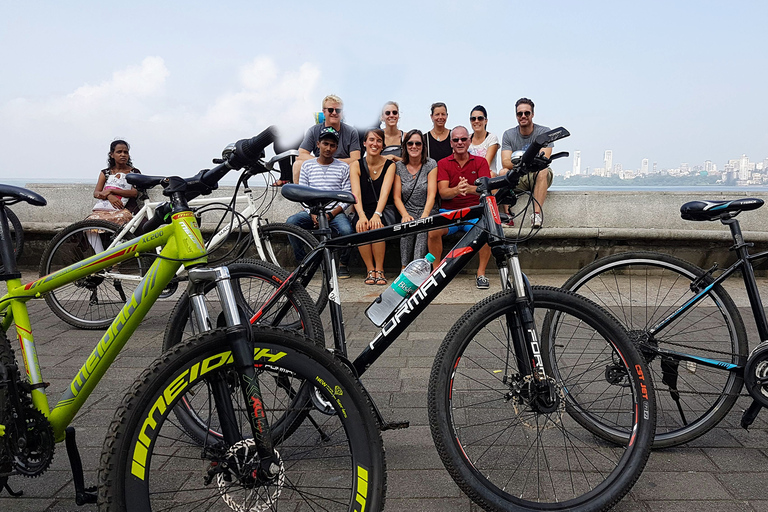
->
<box><xmin>287</xmin><ymin>126</ymin><xmax>354</xmax><ymax>277</ymax></box>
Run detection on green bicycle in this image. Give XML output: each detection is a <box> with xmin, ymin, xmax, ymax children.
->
<box><xmin>0</xmin><ymin>128</ymin><xmax>386</xmax><ymax>511</ymax></box>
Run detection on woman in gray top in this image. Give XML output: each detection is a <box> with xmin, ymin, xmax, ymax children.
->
<box><xmin>393</xmin><ymin>129</ymin><xmax>438</xmax><ymax>268</ymax></box>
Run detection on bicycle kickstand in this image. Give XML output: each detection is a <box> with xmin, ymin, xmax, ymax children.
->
<box><xmin>741</xmin><ymin>399</ymin><xmax>763</xmax><ymax>430</ymax></box>
<box><xmin>65</xmin><ymin>427</ymin><xmax>97</xmax><ymax>505</ymax></box>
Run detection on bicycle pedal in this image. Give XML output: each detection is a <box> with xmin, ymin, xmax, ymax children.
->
<box><xmin>1</xmin><ymin>478</ymin><xmax>23</xmax><ymax>497</ymax></box>
<box><xmin>380</xmin><ymin>420</ymin><xmax>409</xmax><ymax>431</ymax></box>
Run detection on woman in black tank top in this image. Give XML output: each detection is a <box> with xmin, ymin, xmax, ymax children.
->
<box><xmin>426</xmin><ymin>102</ymin><xmax>452</xmax><ymax>162</ymax></box>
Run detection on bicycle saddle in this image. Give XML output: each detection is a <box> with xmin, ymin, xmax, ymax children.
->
<box><xmin>281</xmin><ymin>184</ymin><xmax>356</xmax><ymax>208</ymax></box>
<box><xmin>0</xmin><ymin>184</ymin><xmax>47</xmax><ymax>207</ymax></box>
<box><xmin>681</xmin><ymin>198</ymin><xmax>764</xmax><ymax>221</ymax></box>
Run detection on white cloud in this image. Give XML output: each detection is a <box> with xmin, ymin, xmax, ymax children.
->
<box><xmin>0</xmin><ymin>56</ymin><xmax>321</xmax><ymax>182</ymax></box>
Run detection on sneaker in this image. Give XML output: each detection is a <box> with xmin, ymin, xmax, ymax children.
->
<box><xmin>505</xmin><ymin>218</ymin><xmax>515</xmax><ymax>227</ymax></box>
<box><xmin>531</xmin><ymin>212</ymin><xmax>543</xmax><ymax>228</ymax></box>
<box><xmin>337</xmin><ymin>265</ymin><xmax>351</xmax><ymax>279</ymax></box>
<box><xmin>476</xmin><ymin>275</ymin><xmax>490</xmax><ymax>290</ymax></box>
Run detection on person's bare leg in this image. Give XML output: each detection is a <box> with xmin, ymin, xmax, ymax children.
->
<box><xmin>373</xmin><ymin>241</ymin><xmax>386</xmax><ymax>273</ymax></box>
<box><xmin>533</xmin><ymin>170</ymin><xmax>550</xmax><ymax>213</ymax></box>
<box><xmin>476</xmin><ymin>244</ymin><xmax>492</xmax><ymax>277</ymax></box>
<box><xmin>428</xmin><ymin>229</ymin><xmax>447</xmax><ymax>269</ymax></box>
<box><xmin>358</xmin><ymin>244</ymin><xmax>375</xmax><ymax>273</ymax></box>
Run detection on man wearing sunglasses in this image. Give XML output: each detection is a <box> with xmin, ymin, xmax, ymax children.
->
<box><xmin>431</xmin><ymin>125</ymin><xmax>493</xmax><ymax>290</ymax></box>
<box><xmin>500</xmin><ymin>98</ymin><xmax>554</xmax><ymax>228</ymax></box>
<box><xmin>293</xmin><ymin>94</ymin><xmax>361</xmax><ymax>184</ymax></box>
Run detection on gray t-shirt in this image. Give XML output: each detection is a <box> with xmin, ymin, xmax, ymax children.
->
<box><xmin>300</xmin><ymin>122</ymin><xmax>361</xmax><ymax>159</ymax></box>
<box><xmin>501</xmin><ymin>123</ymin><xmax>554</xmax><ymax>153</ymax></box>
<box><xmin>395</xmin><ymin>158</ymin><xmax>438</xmax><ymax>217</ymax></box>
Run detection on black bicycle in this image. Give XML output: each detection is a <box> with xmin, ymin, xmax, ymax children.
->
<box><xmin>164</xmin><ymin>126</ymin><xmax>657</xmax><ymax>511</ymax></box>
<box><xmin>560</xmin><ymin>197</ymin><xmax>768</xmax><ymax>448</ymax></box>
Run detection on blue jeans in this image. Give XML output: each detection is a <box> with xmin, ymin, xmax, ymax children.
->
<box><xmin>286</xmin><ymin>211</ymin><xmax>353</xmax><ymax>265</ymax></box>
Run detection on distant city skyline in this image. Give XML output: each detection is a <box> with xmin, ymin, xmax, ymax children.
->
<box><xmin>566</xmin><ymin>150</ymin><xmax>768</xmax><ymax>185</ymax></box>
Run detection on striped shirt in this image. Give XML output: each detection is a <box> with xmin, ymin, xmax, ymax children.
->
<box><xmin>298</xmin><ymin>158</ymin><xmax>351</xmax><ymax>211</ymax></box>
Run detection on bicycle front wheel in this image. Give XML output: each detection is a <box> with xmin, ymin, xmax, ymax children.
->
<box><xmin>99</xmin><ymin>326</ymin><xmax>387</xmax><ymax>512</ymax></box>
<box><xmin>562</xmin><ymin>251</ymin><xmax>747</xmax><ymax>448</ymax></box>
<box><xmin>428</xmin><ymin>286</ymin><xmax>655</xmax><ymax>512</ymax></box>
<box><xmin>39</xmin><ymin>220</ymin><xmax>147</xmax><ymax>329</ymax></box>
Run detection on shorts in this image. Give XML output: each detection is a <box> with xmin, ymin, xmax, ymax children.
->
<box><xmin>515</xmin><ymin>167</ymin><xmax>553</xmax><ymax>192</ymax></box>
<box><xmin>439</xmin><ymin>208</ymin><xmax>479</xmax><ymax>235</ymax></box>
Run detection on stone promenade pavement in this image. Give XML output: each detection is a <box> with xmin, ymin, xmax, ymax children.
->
<box><xmin>3</xmin><ymin>272</ymin><xmax>768</xmax><ymax>511</ymax></box>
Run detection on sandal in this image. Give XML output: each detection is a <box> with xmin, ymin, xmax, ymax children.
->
<box><xmin>375</xmin><ymin>270</ymin><xmax>387</xmax><ymax>285</ymax></box>
<box><xmin>364</xmin><ymin>270</ymin><xmax>377</xmax><ymax>285</ymax></box>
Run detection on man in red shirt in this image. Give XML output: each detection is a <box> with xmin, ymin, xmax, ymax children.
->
<box><xmin>428</xmin><ymin>126</ymin><xmax>493</xmax><ymax>289</ymax></box>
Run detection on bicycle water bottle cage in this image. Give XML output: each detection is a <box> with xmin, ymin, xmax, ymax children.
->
<box><xmin>281</xmin><ymin>184</ymin><xmax>356</xmax><ymax>213</ymax></box>
<box><xmin>680</xmin><ymin>198</ymin><xmax>764</xmax><ymax>222</ymax></box>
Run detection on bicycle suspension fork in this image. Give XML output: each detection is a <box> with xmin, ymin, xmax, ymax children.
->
<box><xmin>187</xmin><ymin>267</ymin><xmax>281</xmax><ymax>477</ymax></box>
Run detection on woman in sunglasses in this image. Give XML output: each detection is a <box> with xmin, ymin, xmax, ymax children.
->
<box><xmin>468</xmin><ymin>105</ymin><xmax>500</xmax><ymax>175</ymax></box>
<box><xmin>393</xmin><ymin>129</ymin><xmax>438</xmax><ymax>269</ymax></box>
<box><xmin>381</xmin><ymin>101</ymin><xmax>403</xmax><ymax>162</ymax></box>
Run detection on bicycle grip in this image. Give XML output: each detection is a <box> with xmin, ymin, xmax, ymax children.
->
<box><xmin>229</xmin><ymin>126</ymin><xmax>277</xmax><ymax>169</ymax></box>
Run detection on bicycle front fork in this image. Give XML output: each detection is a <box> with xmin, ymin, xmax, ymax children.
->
<box><xmin>187</xmin><ymin>266</ymin><xmax>281</xmax><ymax>479</ymax></box>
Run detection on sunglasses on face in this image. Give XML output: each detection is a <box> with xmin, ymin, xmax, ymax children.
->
<box><xmin>470</xmin><ymin>116</ymin><xmax>486</xmax><ymax>122</ymax></box>
<box><xmin>384</xmin><ymin>110</ymin><xmax>398</xmax><ymax>116</ymax></box>
<box><xmin>516</xmin><ymin>111</ymin><xmax>532</xmax><ymax>117</ymax></box>
<box><xmin>406</xmin><ymin>141</ymin><xmax>422</xmax><ymax>147</ymax></box>
<box><xmin>325</xmin><ymin>107</ymin><xmax>343</xmax><ymax>114</ymax></box>
<box><xmin>452</xmin><ymin>137</ymin><xmax>469</xmax><ymax>143</ymax></box>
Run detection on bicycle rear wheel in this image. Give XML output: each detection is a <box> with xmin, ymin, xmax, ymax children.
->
<box><xmin>428</xmin><ymin>286</ymin><xmax>655</xmax><ymax>512</ymax></box>
<box><xmin>0</xmin><ymin>206</ymin><xmax>23</xmax><ymax>274</ymax></box>
<box><xmin>253</xmin><ymin>223</ymin><xmax>327</xmax><ymax>314</ymax></box>
<box><xmin>39</xmin><ymin>220</ymin><xmax>148</xmax><ymax>329</ymax></box>
<box><xmin>562</xmin><ymin>251</ymin><xmax>747</xmax><ymax>447</ymax></box>
<box><xmin>99</xmin><ymin>326</ymin><xmax>387</xmax><ymax>512</ymax></box>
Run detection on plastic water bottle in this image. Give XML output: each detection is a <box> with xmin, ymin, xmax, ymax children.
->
<box><xmin>366</xmin><ymin>253</ymin><xmax>436</xmax><ymax>327</ymax></box>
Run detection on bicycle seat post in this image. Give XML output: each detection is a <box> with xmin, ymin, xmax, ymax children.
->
<box><xmin>0</xmin><ymin>205</ymin><xmax>20</xmax><ymax>279</ymax></box>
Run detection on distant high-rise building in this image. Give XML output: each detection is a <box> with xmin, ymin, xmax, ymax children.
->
<box><xmin>641</xmin><ymin>159</ymin><xmax>649</xmax><ymax>174</ymax></box>
<box><xmin>604</xmin><ymin>150</ymin><xmax>613</xmax><ymax>176</ymax></box>
<box><xmin>653</xmin><ymin>162</ymin><xmax>658</xmax><ymax>173</ymax></box>
<box><xmin>704</xmin><ymin>160</ymin><xmax>714</xmax><ymax>173</ymax></box>
<box><xmin>740</xmin><ymin>154</ymin><xmax>750</xmax><ymax>181</ymax></box>
<box><xmin>573</xmin><ymin>150</ymin><xmax>581</xmax><ymax>175</ymax></box>
<box><xmin>680</xmin><ymin>163</ymin><xmax>690</xmax><ymax>175</ymax></box>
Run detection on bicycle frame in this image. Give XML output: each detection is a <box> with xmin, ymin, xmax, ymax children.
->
<box><xmin>646</xmin><ymin>216</ymin><xmax>768</xmax><ymax>372</ymax></box>
<box><xmin>254</xmin><ymin>191</ymin><xmax>538</xmax><ymax>379</ymax></box>
<box><xmin>1</xmin><ymin>211</ymin><xmax>207</xmax><ymax>441</ymax></box>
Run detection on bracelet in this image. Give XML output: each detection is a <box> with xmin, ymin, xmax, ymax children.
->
<box><xmin>373</xmin><ymin>211</ymin><xmax>382</xmax><ymax>217</ymax></box>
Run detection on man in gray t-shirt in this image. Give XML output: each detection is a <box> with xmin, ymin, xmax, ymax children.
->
<box><xmin>500</xmin><ymin>98</ymin><xmax>554</xmax><ymax>228</ymax></box>
<box><xmin>292</xmin><ymin>94</ymin><xmax>361</xmax><ymax>183</ymax></box>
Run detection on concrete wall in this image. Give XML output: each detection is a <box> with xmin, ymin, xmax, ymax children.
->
<box><xmin>10</xmin><ymin>183</ymin><xmax>768</xmax><ymax>272</ymax></box>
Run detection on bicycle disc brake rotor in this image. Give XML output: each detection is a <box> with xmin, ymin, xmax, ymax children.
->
<box><xmin>509</xmin><ymin>375</ymin><xmax>565</xmax><ymax>429</ymax></box>
<box><xmin>215</xmin><ymin>440</ymin><xmax>284</xmax><ymax>512</ymax></box>
<box><xmin>745</xmin><ymin>341</ymin><xmax>768</xmax><ymax>408</ymax></box>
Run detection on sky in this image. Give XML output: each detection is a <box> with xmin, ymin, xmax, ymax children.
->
<box><xmin>1</xmin><ymin>0</ymin><xmax>767</xmax><ymax>183</ymax></box>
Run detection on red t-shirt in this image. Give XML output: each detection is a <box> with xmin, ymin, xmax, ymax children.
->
<box><xmin>437</xmin><ymin>154</ymin><xmax>492</xmax><ymax>210</ymax></box>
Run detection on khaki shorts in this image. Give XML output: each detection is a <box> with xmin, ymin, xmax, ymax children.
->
<box><xmin>515</xmin><ymin>167</ymin><xmax>553</xmax><ymax>192</ymax></box>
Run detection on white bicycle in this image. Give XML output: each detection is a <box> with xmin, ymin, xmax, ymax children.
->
<box><xmin>38</xmin><ymin>150</ymin><xmax>326</xmax><ymax>329</ymax></box>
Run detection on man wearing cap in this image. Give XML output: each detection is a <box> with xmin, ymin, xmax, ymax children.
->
<box><xmin>287</xmin><ymin>126</ymin><xmax>355</xmax><ymax>276</ymax></box>
<box><xmin>292</xmin><ymin>94</ymin><xmax>361</xmax><ymax>183</ymax></box>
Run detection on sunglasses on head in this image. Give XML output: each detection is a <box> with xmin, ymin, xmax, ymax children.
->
<box><xmin>384</xmin><ymin>110</ymin><xmax>398</xmax><ymax>116</ymax></box>
<box><xmin>516</xmin><ymin>110</ymin><xmax>532</xmax><ymax>117</ymax></box>
<box><xmin>325</xmin><ymin>107</ymin><xmax>343</xmax><ymax>114</ymax></box>
<box><xmin>452</xmin><ymin>137</ymin><xmax>469</xmax><ymax>143</ymax></box>
<box><xmin>406</xmin><ymin>140</ymin><xmax>422</xmax><ymax>147</ymax></box>
<box><xmin>470</xmin><ymin>116</ymin><xmax>486</xmax><ymax>122</ymax></box>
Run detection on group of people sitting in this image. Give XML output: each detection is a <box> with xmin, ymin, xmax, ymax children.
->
<box><xmin>285</xmin><ymin>94</ymin><xmax>555</xmax><ymax>289</ymax></box>
<box><xmin>86</xmin><ymin>94</ymin><xmax>555</xmax><ymax>290</ymax></box>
